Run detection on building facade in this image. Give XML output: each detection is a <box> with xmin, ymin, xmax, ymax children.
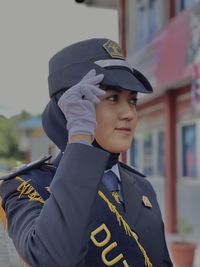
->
<box><xmin>125</xmin><ymin>0</ymin><xmax>200</xmax><ymax>241</ymax></box>
<box><xmin>78</xmin><ymin>0</ymin><xmax>200</xmax><ymax>248</ymax></box>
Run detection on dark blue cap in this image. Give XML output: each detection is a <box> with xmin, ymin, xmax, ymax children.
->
<box><xmin>48</xmin><ymin>38</ymin><xmax>153</xmax><ymax>97</ymax></box>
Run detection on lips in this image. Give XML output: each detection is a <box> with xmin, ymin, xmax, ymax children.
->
<box><xmin>115</xmin><ymin>128</ymin><xmax>132</xmax><ymax>132</ymax></box>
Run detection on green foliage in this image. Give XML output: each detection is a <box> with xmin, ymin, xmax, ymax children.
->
<box><xmin>10</xmin><ymin>110</ymin><xmax>32</xmax><ymax>125</ymax></box>
<box><xmin>177</xmin><ymin>217</ymin><xmax>193</xmax><ymax>241</ymax></box>
<box><xmin>0</xmin><ymin>157</ymin><xmax>23</xmax><ymax>173</ymax></box>
<box><xmin>0</xmin><ymin>116</ymin><xmax>18</xmax><ymax>157</ymax></box>
<box><xmin>0</xmin><ymin>110</ymin><xmax>32</xmax><ymax>161</ymax></box>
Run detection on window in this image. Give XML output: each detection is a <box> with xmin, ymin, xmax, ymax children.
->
<box><xmin>178</xmin><ymin>0</ymin><xmax>198</xmax><ymax>11</ymax></box>
<box><xmin>157</xmin><ymin>131</ymin><xmax>165</xmax><ymax>176</ymax></box>
<box><xmin>182</xmin><ymin>124</ymin><xmax>197</xmax><ymax>178</ymax></box>
<box><xmin>130</xmin><ymin>138</ymin><xmax>139</xmax><ymax>169</ymax></box>
<box><xmin>149</xmin><ymin>0</ymin><xmax>158</xmax><ymax>38</ymax></box>
<box><xmin>129</xmin><ymin>129</ymin><xmax>165</xmax><ymax>177</ymax></box>
<box><xmin>137</xmin><ymin>0</ymin><xmax>159</xmax><ymax>47</ymax></box>
<box><xmin>143</xmin><ymin>133</ymin><xmax>154</xmax><ymax>176</ymax></box>
<box><xmin>137</xmin><ymin>4</ymin><xmax>147</xmax><ymax>47</ymax></box>
<box><xmin>176</xmin><ymin>0</ymin><xmax>198</xmax><ymax>14</ymax></box>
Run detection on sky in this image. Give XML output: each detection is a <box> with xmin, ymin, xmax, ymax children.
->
<box><xmin>0</xmin><ymin>1</ymin><xmax>118</xmax><ymax>117</ymax></box>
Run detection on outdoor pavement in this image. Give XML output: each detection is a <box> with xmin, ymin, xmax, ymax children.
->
<box><xmin>0</xmin><ymin>223</ymin><xmax>22</xmax><ymax>267</ymax></box>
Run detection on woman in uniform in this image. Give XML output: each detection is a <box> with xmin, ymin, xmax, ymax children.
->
<box><xmin>0</xmin><ymin>38</ymin><xmax>173</xmax><ymax>267</ymax></box>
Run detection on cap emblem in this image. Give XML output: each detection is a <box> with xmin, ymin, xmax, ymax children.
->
<box><xmin>103</xmin><ymin>40</ymin><xmax>125</xmax><ymax>59</ymax></box>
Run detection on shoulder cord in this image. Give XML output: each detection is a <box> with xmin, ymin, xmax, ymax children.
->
<box><xmin>98</xmin><ymin>190</ymin><xmax>153</xmax><ymax>267</ymax></box>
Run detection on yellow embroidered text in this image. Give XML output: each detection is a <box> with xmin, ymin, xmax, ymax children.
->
<box><xmin>16</xmin><ymin>176</ymin><xmax>45</xmax><ymax>204</ymax></box>
<box><xmin>91</xmin><ymin>223</ymin><xmax>129</xmax><ymax>266</ymax></box>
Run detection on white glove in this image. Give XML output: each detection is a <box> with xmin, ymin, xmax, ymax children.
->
<box><xmin>58</xmin><ymin>69</ymin><xmax>105</xmax><ymax>141</ymax></box>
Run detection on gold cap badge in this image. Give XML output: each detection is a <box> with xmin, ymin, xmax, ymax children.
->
<box><xmin>142</xmin><ymin>196</ymin><xmax>152</xmax><ymax>208</ymax></box>
<box><xmin>103</xmin><ymin>40</ymin><xmax>125</xmax><ymax>59</ymax></box>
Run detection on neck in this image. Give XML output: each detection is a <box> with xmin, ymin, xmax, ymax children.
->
<box><xmin>92</xmin><ymin>139</ymin><xmax>120</xmax><ymax>170</ymax></box>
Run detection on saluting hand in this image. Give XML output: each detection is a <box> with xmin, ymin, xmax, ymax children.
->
<box><xmin>58</xmin><ymin>69</ymin><xmax>105</xmax><ymax>142</ymax></box>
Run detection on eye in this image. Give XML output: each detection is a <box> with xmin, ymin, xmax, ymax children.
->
<box><xmin>107</xmin><ymin>95</ymin><xmax>118</xmax><ymax>102</ymax></box>
<box><xmin>129</xmin><ymin>97</ymin><xmax>138</xmax><ymax>106</ymax></box>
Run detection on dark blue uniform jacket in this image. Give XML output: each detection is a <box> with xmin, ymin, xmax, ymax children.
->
<box><xmin>0</xmin><ymin>143</ymin><xmax>173</xmax><ymax>267</ymax></box>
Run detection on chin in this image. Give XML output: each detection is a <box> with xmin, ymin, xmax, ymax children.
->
<box><xmin>112</xmin><ymin>147</ymin><xmax>129</xmax><ymax>153</ymax></box>
<box><xmin>95</xmin><ymin>136</ymin><xmax>132</xmax><ymax>153</ymax></box>
<box><xmin>103</xmin><ymin>144</ymin><xmax>130</xmax><ymax>154</ymax></box>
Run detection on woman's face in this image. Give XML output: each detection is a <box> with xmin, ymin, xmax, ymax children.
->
<box><xmin>95</xmin><ymin>88</ymin><xmax>138</xmax><ymax>153</ymax></box>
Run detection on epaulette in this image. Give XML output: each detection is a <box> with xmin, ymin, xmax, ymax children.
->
<box><xmin>0</xmin><ymin>155</ymin><xmax>52</xmax><ymax>181</ymax></box>
<box><xmin>119</xmin><ymin>162</ymin><xmax>146</xmax><ymax>177</ymax></box>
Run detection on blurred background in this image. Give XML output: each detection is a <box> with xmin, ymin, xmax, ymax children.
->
<box><xmin>0</xmin><ymin>0</ymin><xmax>200</xmax><ymax>266</ymax></box>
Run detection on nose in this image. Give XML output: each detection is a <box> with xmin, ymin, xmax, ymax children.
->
<box><xmin>118</xmin><ymin>101</ymin><xmax>136</xmax><ymax>121</ymax></box>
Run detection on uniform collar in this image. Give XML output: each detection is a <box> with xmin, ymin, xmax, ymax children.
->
<box><xmin>105</xmin><ymin>163</ymin><xmax>121</xmax><ymax>182</ymax></box>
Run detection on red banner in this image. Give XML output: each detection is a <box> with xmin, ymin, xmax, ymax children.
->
<box><xmin>128</xmin><ymin>2</ymin><xmax>200</xmax><ymax>92</ymax></box>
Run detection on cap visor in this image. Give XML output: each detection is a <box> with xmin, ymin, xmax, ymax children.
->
<box><xmin>48</xmin><ymin>61</ymin><xmax>153</xmax><ymax>97</ymax></box>
<box><xmin>101</xmin><ymin>68</ymin><xmax>152</xmax><ymax>94</ymax></box>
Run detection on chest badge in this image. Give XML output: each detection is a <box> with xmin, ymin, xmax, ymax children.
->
<box><xmin>142</xmin><ymin>196</ymin><xmax>152</xmax><ymax>208</ymax></box>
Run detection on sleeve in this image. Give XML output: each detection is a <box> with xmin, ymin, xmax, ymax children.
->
<box><xmin>0</xmin><ymin>143</ymin><xmax>109</xmax><ymax>267</ymax></box>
